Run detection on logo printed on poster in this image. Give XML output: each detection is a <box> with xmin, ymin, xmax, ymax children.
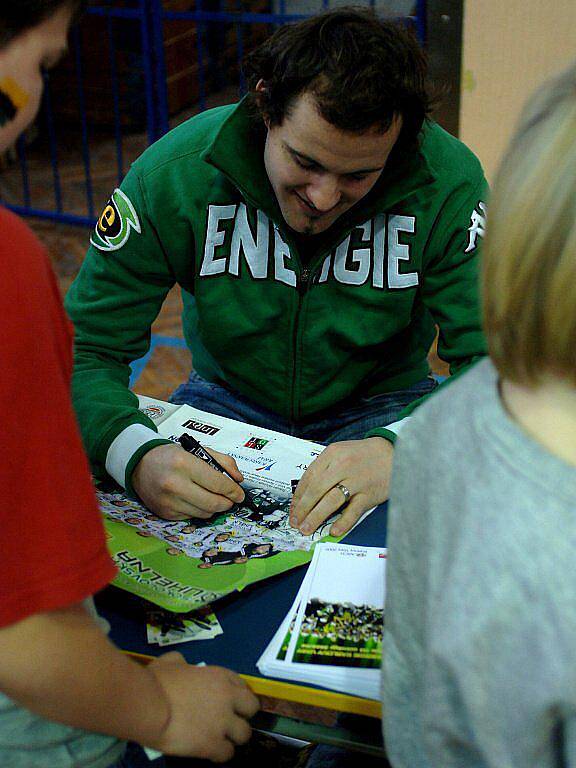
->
<box><xmin>141</xmin><ymin>405</ymin><xmax>166</xmax><ymax>420</ymax></box>
<box><xmin>256</xmin><ymin>460</ymin><xmax>277</xmax><ymax>471</ymax></box>
<box><xmin>181</xmin><ymin>419</ymin><xmax>220</xmax><ymax>436</ymax></box>
<box><xmin>244</xmin><ymin>436</ymin><xmax>269</xmax><ymax>450</ymax></box>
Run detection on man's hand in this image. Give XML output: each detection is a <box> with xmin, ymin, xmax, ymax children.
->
<box><xmin>148</xmin><ymin>654</ymin><xmax>259</xmax><ymax>761</ymax></box>
<box><xmin>290</xmin><ymin>437</ymin><xmax>393</xmax><ymax>536</ymax></box>
<box><xmin>132</xmin><ymin>443</ymin><xmax>245</xmax><ymax>521</ymax></box>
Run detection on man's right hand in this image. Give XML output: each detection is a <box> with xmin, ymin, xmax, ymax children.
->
<box><xmin>132</xmin><ymin>443</ymin><xmax>245</xmax><ymax>521</ymax></box>
<box><xmin>149</xmin><ymin>654</ymin><xmax>259</xmax><ymax>761</ymax></box>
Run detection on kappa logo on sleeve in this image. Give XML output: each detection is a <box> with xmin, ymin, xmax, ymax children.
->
<box><xmin>91</xmin><ymin>188</ymin><xmax>141</xmax><ymax>252</ymax></box>
<box><xmin>465</xmin><ymin>201</ymin><xmax>487</xmax><ymax>253</ymax></box>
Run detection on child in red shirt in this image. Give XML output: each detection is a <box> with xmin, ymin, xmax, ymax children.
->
<box><xmin>0</xmin><ymin>3</ymin><xmax>258</xmax><ymax>766</ymax></box>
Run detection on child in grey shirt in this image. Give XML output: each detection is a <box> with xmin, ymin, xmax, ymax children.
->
<box><xmin>383</xmin><ymin>61</ymin><xmax>576</xmax><ymax>768</ymax></box>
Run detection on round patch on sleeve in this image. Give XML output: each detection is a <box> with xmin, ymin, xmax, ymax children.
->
<box><xmin>90</xmin><ymin>188</ymin><xmax>141</xmax><ymax>252</ymax></box>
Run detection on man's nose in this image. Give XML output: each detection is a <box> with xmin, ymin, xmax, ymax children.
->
<box><xmin>306</xmin><ymin>175</ymin><xmax>341</xmax><ymax>212</ymax></box>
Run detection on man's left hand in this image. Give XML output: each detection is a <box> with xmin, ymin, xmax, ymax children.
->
<box><xmin>289</xmin><ymin>437</ymin><xmax>394</xmax><ymax>536</ymax></box>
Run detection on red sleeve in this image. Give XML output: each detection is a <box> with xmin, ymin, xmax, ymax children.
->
<box><xmin>0</xmin><ymin>207</ymin><xmax>116</xmax><ymax>628</ymax></box>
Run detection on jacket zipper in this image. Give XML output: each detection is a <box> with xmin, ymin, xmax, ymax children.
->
<box><xmin>290</xmin><ymin>268</ymin><xmax>311</xmax><ymax>423</ymax></box>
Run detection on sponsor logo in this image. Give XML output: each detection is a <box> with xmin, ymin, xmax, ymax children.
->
<box><xmin>91</xmin><ymin>188</ymin><xmax>141</xmax><ymax>252</ymax></box>
<box><xmin>256</xmin><ymin>460</ymin><xmax>277</xmax><ymax>471</ymax></box>
<box><xmin>200</xmin><ymin>205</ymin><xmax>419</xmax><ymax>290</ymax></box>
<box><xmin>140</xmin><ymin>405</ymin><xmax>166</xmax><ymax>420</ymax></box>
<box><xmin>181</xmin><ymin>419</ymin><xmax>220</xmax><ymax>437</ymax></box>
<box><xmin>465</xmin><ymin>201</ymin><xmax>487</xmax><ymax>253</ymax></box>
<box><xmin>244</xmin><ymin>436</ymin><xmax>269</xmax><ymax>450</ymax></box>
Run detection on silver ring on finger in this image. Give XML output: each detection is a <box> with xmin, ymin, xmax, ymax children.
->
<box><xmin>335</xmin><ymin>483</ymin><xmax>351</xmax><ymax>506</ymax></box>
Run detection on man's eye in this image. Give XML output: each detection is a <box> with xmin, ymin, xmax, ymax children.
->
<box><xmin>294</xmin><ymin>156</ymin><xmax>316</xmax><ymax>171</ymax></box>
<box><xmin>346</xmin><ymin>173</ymin><xmax>369</xmax><ymax>182</ymax></box>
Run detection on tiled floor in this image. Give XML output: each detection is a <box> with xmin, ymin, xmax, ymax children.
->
<box><xmin>32</xmin><ymin>218</ymin><xmax>192</xmax><ymax>401</ymax></box>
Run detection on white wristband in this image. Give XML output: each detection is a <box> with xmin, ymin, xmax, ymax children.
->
<box><xmin>105</xmin><ymin>424</ymin><xmax>161</xmax><ymax>488</ymax></box>
<box><xmin>384</xmin><ymin>416</ymin><xmax>410</xmax><ymax>436</ymax></box>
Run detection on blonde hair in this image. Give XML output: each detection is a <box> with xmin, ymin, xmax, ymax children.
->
<box><xmin>482</xmin><ymin>62</ymin><xmax>576</xmax><ymax>386</ymax></box>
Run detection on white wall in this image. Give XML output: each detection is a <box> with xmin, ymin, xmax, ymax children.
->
<box><xmin>460</xmin><ymin>1</ymin><xmax>576</xmax><ymax>182</ymax></box>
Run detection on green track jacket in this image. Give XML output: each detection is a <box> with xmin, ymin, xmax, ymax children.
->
<box><xmin>65</xmin><ymin>99</ymin><xmax>488</xmax><ymax>488</ymax></box>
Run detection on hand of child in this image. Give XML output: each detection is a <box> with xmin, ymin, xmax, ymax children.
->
<box><xmin>148</xmin><ymin>653</ymin><xmax>259</xmax><ymax>761</ymax></box>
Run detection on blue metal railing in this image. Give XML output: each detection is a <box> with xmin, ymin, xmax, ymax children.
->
<box><xmin>73</xmin><ymin>25</ymin><xmax>95</xmax><ymax>221</ymax></box>
<box><xmin>1</xmin><ymin>0</ymin><xmax>426</xmax><ymax>228</ymax></box>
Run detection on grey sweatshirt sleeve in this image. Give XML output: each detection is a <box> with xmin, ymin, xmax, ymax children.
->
<box><xmin>382</xmin><ymin>359</ymin><xmax>576</xmax><ymax>768</ymax></box>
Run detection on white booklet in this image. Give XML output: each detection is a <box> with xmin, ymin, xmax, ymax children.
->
<box><xmin>257</xmin><ymin>542</ymin><xmax>387</xmax><ymax>701</ymax></box>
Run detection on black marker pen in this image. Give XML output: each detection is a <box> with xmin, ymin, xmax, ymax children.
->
<box><xmin>177</xmin><ymin>433</ymin><xmax>258</xmax><ymax>512</ymax></box>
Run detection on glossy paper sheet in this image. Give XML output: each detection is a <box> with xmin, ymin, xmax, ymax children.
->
<box><xmin>100</xmin><ymin>399</ymin><xmax>366</xmax><ymax>612</ymax></box>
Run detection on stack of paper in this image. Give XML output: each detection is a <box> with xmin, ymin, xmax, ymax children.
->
<box><xmin>257</xmin><ymin>543</ymin><xmax>386</xmax><ymax>701</ymax></box>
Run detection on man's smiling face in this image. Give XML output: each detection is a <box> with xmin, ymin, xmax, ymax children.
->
<box><xmin>262</xmin><ymin>90</ymin><xmax>402</xmax><ymax>235</ymax></box>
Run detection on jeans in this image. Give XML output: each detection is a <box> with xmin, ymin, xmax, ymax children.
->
<box><xmin>303</xmin><ymin>714</ymin><xmax>389</xmax><ymax>768</ymax></box>
<box><xmin>170</xmin><ymin>372</ymin><xmax>437</xmax><ymax>443</ymax></box>
<box><xmin>108</xmin><ymin>743</ymin><xmax>166</xmax><ymax>768</ymax></box>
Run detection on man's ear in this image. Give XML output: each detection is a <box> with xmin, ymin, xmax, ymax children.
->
<box><xmin>254</xmin><ymin>78</ymin><xmax>271</xmax><ymax>128</ymax></box>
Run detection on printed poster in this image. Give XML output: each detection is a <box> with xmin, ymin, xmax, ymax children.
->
<box><xmin>101</xmin><ymin>399</ymin><xmax>356</xmax><ymax>612</ymax></box>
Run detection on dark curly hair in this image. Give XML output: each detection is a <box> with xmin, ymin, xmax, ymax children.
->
<box><xmin>0</xmin><ymin>0</ymin><xmax>85</xmax><ymax>47</ymax></box>
<box><xmin>244</xmin><ymin>7</ymin><xmax>432</xmax><ymax>151</ymax></box>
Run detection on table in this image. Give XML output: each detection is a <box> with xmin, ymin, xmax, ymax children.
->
<box><xmin>96</xmin><ymin>502</ymin><xmax>388</xmax><ymax>756</ymax></box>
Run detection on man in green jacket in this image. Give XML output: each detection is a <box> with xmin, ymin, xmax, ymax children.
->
<box><xmin>66</xmin><ymin>8</ymin><xmax>487</xmax><ymax>537</ymax></box>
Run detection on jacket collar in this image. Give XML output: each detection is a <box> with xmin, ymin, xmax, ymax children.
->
<box><xmin>201</xmin><ymin>97</ymin><xmax>278</xmax><ymax>217</ymax></box>
<box><xmin>202</xmin><ymin>97</ymin><xmax>436</xmax><ymax>255</ymax></box>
